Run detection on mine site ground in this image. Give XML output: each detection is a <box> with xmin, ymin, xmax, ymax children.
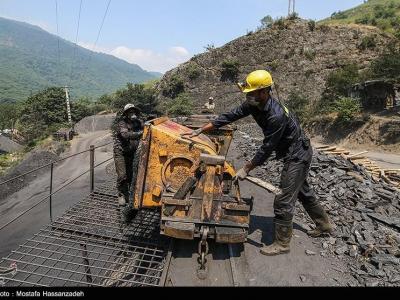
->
<box><xmin>0</xmin><ymin>119</ymin><xmax>399</xmax><ymax>287</ymax></box>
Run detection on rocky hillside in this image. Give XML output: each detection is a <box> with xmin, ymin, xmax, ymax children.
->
<box><xmin>156</xmin><ymin>19</ymin><xmax>396</xmax><ymax>112</ymax></box>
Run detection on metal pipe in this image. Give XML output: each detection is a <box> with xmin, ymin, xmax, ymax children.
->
<box><xmin>90</xmin><ymin>145</ymin><xmax>95</xmax><ymax>193</ymax></box>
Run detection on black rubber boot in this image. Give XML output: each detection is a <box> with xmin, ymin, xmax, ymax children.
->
<box><xmin>304</xmin><ymin>203</ymin><xmax>333</xmax><ymax>238</ymax></box>
<box><xmin>121</xmin><ymin>205</ymin><xmax>137</xmax><ymax>225</ymax></box>
<box><xmin>260</xmin><ymin>219</ymin><xmax>292</xmax><ymax>256</ymax></box>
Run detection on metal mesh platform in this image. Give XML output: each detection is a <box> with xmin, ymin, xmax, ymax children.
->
<box><xmin>0</xmin><ymin>181</ymin><xmax>169</xmax><ymax>287</ymax></box>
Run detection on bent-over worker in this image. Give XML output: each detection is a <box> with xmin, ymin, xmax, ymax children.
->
<box><xmin>182</xmin><ymin>70</ymin><xmax>333</xmax><ymax>256</ymax></box>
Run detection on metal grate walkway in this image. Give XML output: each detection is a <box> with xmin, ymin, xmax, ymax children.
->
<box><xmin>0</xmin><ymin>181</ymin><xmax>169</xmax><ymax>287</ymax></box>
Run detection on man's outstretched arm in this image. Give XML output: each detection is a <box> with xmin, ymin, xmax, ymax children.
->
<box><xmin>182</xmin><ymin>103</ymin><xmax>251</xmax><ymax>138</ymax></box>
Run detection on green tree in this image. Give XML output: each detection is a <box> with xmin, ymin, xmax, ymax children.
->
<box><xmin>96</xmin><ymin>94</ymin><xmax>114</xmax><ymax>107</ymax></box>
<box><xmin>165</xmin><ymin>93</ymin><xmax>193</xmax><ymax>117</ymax></box>
<box><xmin>334</xmin><ymin>97</ymin><xmax>362</xmax><ymax>124</ymax></box>
<box><xmin>0</xmin><ymin>103</ymin><xmax>21</xmax><ymax>131</ymax></box>
<box><xmin>71</xmin><ymin>97</ymin><xmax>94</xmax><ymax>122</ymax></box>
<box><xmin>162</xmin><ymin>75</ymin><xmax>185</xmax><ymax>98</ymax></box>
<box><xmin>112</xmin><ymin>83</ymin><xmax>159</xmax><ymax>115</ymax></box>
<box><xmin>322</xmin><ymin>63</ymin><xmax>360</xmax><ymax>108</ymax></box>
<box><xmin>19</xmin><ymin>87</ymin><xmax>69</xmax><ymax>140</ymax></box>
<box><xmin>370</xmin><ymin>47</ymin><xmax>400</xmax><ymax>80</ymax></box>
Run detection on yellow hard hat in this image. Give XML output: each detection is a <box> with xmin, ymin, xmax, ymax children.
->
<box><xmin>238</xmin><ymin>70</ymin><xmax>274</xmax><ymax>93</ymax></box>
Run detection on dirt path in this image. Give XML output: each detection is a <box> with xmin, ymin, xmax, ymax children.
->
<box><xmin>0</xmin><ymin>131</ymin><xmax>113</xmax><ymax>258</ymax></box>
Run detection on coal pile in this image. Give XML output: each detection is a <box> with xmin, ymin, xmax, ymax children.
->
<box><xmin>235</xmin><ymin>124</ymin><xmax>400</xmax><ymax>287</ymax></box>
<box><xmin>0</xmin><ymin>151</ymin><xmax>59</xmax><ymax>201</ymax></box>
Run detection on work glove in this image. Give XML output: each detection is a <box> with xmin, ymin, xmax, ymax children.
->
<box><xmin>131</xmin><ymin>131</ymin><xmax>143</xmax><ymax>140</ymax></box>
<box><xmin>181</xmin><ymin>128</ymin><xmax>202</xmax><ymax>139</ymax></box>
<box><xmin>233</xmin><ymin>167</ymin><xmax>248</xmax><ymax>183</ymax></box>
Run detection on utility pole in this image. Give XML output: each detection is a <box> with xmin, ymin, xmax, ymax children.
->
<box><xmin>288</xmin><ymin>0</ymin><xmax>296</xmax><ymax>16</ymax></box>
<box><xmin>64</xmin><ymin>86</ymin><xmax>72</xmax><ymax>125</ymax></box>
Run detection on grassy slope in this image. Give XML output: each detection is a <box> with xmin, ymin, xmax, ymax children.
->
<box><xmin>319</xmin><ymin>0</ymin><xmax>400</xmax><ymax>32</ymax></box>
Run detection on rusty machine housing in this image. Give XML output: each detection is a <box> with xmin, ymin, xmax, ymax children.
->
<box><xmin>130</xmin><ymin>116</ymin><xmax>253</xmax><ymax>245</ymax></box>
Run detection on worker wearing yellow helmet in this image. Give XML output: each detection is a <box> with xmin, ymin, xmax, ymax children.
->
<box><xmin>183</xmin><ymin>70</ymin><xmax>332</xmax><ymax>256</ymax></box>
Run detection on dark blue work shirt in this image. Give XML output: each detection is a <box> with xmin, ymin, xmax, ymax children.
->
<box><xmin>211</xmin><ymin>97</ymin><xmax>311</xmax><ymax>166</ymax></box>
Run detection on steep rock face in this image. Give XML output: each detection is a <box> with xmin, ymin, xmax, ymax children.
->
<box><xmin>156</xmin><ymin>20</ymin><xmax>395</xmax><ymax>112</ymax></box>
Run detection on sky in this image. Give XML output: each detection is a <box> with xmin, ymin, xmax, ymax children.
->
<box><xmin>0</xmin><ymin>0</ymin><xmax>365</xmax><ymax>73</ymax></box>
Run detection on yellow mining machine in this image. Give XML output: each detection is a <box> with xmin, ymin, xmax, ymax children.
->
<box><xmin>130</xmin><ymin>115</ymin><xmax>253</xmax><ymax>274</ymax></box>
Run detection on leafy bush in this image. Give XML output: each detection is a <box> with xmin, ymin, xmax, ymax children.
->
<box><xmin>260</xmin><ymin>15</ymin><xmax>273</xmax><ymax>29</ymax></box>
<box><xmin>358</xmin><ymin>35</ymin><xmax>377</xmax><ymax>50</ymax></box>
<box><xmin>322</xmin><ymin>64</ymin><xmax>360</xmax><ymax>108</ymax></box>
<box><xmin>0</xmin><ymin>153</ymin><xmax>24</xmax><ymax>176</ymax></box>
<box><xmin>274</xmin><ymin>17</ymin><xmax>287</xmax><ymax>30</ymax></box>
<box><xmin>304</xmin><ymin>69</ymin><xmax>314</xmax><ymax>77</ymax></box>
<box><xmin>288</xmin><ymin>12</ymin><xmax>299</xmax><ymax>20</ymax></box>
<box><xmin>96</xmin><ymin>94</ymin><xmax>114</xmax><ymax>108</ymax></box>
<box><xmin>162</xmin><ymin>74</ymin><xmax>185</xmax><ymax>98</ymax></box>
<box><xmin>356</xmin><ymin>15</ymin><xmax>371</xmax><ymax>25</ymax></box>
<box><xmin>318</xmin><ymin>24</ymin><xmax>330</xmax><ymax>33</ymax></box>
<box><xmin>334</xmin><ymin>97</ymin><xmax>362</xmax><ymax>124</ymax></box>
<box><xmin>308</xmin><ymin>20</ymin><xmax>316</xmax><ymax>32</ymax></box>
<box><xmin>394</xmin><ymin>29</ymin><xmax>400</xmax><ymax>40</ymax></box>
<box><xmin>331</xmin><ymin>11</ymin><xmax>348</xmax><ymax>20</ymax></box>
<box><xmin>204</xmin><ymin>44</ymin><xmax>215</xmax><ymax>52</ymax></box>
<box><xmin>187</xmin><ymin>64</ymin><xmax>201</xmax><ymax>80</ymax></box>
<box><xmin>221</xmin><ymin>59</ymin><xmax>240</xmax><ymax>81</ymax></box>
<box><xmin>326</xmin><ymin>64</ymin><xmax>359</xmax><ymax>96</ymax></box>
<box><xmin>376</xmin><ymin>18</ymin><xmax>391</xmax><ymax>31</ymax></box>
<box><xmin>284</xmin><ymin>48</ymin><xmax>296</xmax><ymax>59</ymax></box>
<box><xmin>303</xmin><ymin>48</ymin><xmax>316</xmax><ymax>60</ymax></box>
<box><xmin>165</xmin><ymin>93</ymin><xmax>193</xmax><ymax>117</ymax></box>
<box><xmin>286</xmin><ymin>92</ymin><xmax>309</xmax><ymax>122</ymax></box>
<box><xmin>269</xmin><ymin>60</ymin><xmax>280</xmax><ymax>71</ymax></box>
<box><xmin>370</xmin><ymin>47</ymin><xmax>400</xmax><ymax>80</ymax></box>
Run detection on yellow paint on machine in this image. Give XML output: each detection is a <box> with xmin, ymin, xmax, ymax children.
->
<box><xmin>133</xmin><ymin>117</ymin><xmax>236</xmax><ymax>209</ymax></box>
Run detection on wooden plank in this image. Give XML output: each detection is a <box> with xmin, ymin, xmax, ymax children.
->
<box><xmin>328</xmin><ymin>150</ymin><xmax>351</xmax><ymax>155</ymax></box>
<box><xmin>201</xmin><ymin>166</ymin><xmax>216</xmax><ymax>222</ymax></box>
<box><xmin>316</xmin><ymin>145</ymin><xmax>331</xmax><ymax>150</ymax></box>
<box><xmin>349</xmin><ymin>156</ymin><xmax>367</xmax><ymax>161</ymax></box>
<box><xmin>321</xmin><ymin>147</ymin><xmax>337</xmax><ymax>152</ymax></box>
<box><xmin>348</xmin><ymin>151</ymin><xmax>369</xmax><ymax>158</ymax></box>
<box><xmin>245</xmin><ymin>177</ymin><xmax>282</xmax><ymax>195</ymax></box>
